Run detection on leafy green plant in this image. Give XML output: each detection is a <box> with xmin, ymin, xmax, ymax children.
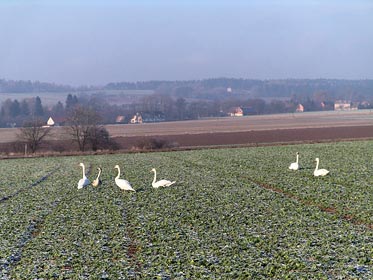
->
<box><xmin>0</xmin><ymin>141</ymin><xmax>373</xmax><ymax>278</ymax></box>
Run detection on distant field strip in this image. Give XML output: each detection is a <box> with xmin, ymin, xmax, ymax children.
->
<box><xmin>0</xmin><ymin>141</ymin><xmax>373</xmax><ymax>278</ymax></box>
<box><xmin>1</xmin><ymin>110</ymin><xmax>373</xmax><ymax>144</ymax></box>
<box><xmin>106</xmin><ymin>110</ymin><xmax>373</xmax><ymax>137</ymax></box>
<box><xmin>0</xmin><ymin>89</ymin><xmax>154</xmax><ymax>106</ymax></box>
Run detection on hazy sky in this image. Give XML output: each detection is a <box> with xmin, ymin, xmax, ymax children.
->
<box><xmin>1</xmin><ymin>0</ymin><xmax>373</xmax><ymax>86</ymax></box>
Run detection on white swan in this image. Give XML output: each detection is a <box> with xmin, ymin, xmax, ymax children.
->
<box><xmin>114</xmin><ymin>165</ymin><xmax>135</xmax><ymax>192</ymax></box>
<box><xmin>92</xmin><ymin>167</ymin><xmax>102</xmax><ymax>187</ymax></box>
<box><xmin>289</xmin><ymin>152</ymin><xmax>300</xmax><ymax>170</ymax></box>
<box><xmin>78</xmin><ymin>163</ymin><xmax>90</xmax><ymax>189</ymax></box>
<box><xmin>313</xmin><ymin>158</ymin><xmax>329</xmax><ymax>177</ymax></box>
<box><xmin>151</xmin><ymin>168</ymin><xmax>176</xmax><ymax>188</ymax></box>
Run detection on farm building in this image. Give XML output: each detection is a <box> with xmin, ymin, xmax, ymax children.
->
<box><xmin>227</xmin><ymin>107</ymin><xmax>244</xmax><ymax>117</ymax></box>
<box><xmin>46</xmin><ymin>117</ymin><xmax>55</xmax><ymax>126</ymax></box>
<box><xmin>334</xmin><ymin>100</ymin><xmax>358</xmax><ymax>111</ymax></box>
<box><xmin>295</xmin><ymin>104</ymin><xmax>304</xmax><ymax>112</ymax></box>
<box><xmin>227</xmin><ymin>106</ymin><xmax>256</xmax><ymax>116</ymax></box>
<box><xmin>130</xmin><ymin>113</ymin><xmax>143</xmax><ymax>124</ymax></box>
<box><xmin>334</xmin><ymin>100</ymin><xmax>351</xmax><ymax>110</ymax></box>
<box><xmin>44</xmin><ymin>116</ymin><xmax>64</xmax><ymax>127</ymax></box>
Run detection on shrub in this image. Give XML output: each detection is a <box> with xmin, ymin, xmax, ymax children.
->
<box><xmin>133</xmin><ymin>137</ymin><xmax>179</xmax><ymax>150</ymax></box>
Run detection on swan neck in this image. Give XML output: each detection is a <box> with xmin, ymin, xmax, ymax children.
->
<box><xmin>81</xmin><ymin>164</ymin><xmax>86</xmax><ymax>178</ymax></box>
<box><xmin>97</xmin><ymin>169</ymin><xmax>101</xmax><ymax>180</ymax></box>
<box><xmin>115</xmin><ymin>167</ymin><xmax>120</xmax><ymax>179</ymax></box>
<box><xmin>152</xmin><ymin>170</ymin><xmax>157</xmax><ymax>184</ymax></box>
<box><xmin>315</xmin><ymin>160</ymin><xmax>319</xmax><ymax>171</ymax></box>
<box><xmin>296</xmin><ymin>154</ymin><xmax>299</xmax><ymax>164</ymax></box>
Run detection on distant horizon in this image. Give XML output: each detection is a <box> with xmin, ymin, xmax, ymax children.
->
<box><xmin>2</xmin><ymin>76</ymin><xmax>373</xmax><ymax>89</ymax></box>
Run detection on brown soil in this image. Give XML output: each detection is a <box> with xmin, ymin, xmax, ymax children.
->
<box><xmin>113</xmin><ymin>125</ymin><xmax>373</xmax><ymax>149</ymax></box>
<box><xmin>1</xmin><ymin>125</ymin><xmax>373</xmax><ymax>156</ymax></box>
<box><xmin>1</xmin><ymin>111</ymin><xmax>373</xmax><ymax>155</ymax></box>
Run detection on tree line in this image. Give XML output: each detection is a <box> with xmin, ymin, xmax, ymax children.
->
<box><xmin>2</xmin><ymin>78</ymin><xmax>373</xmax><ymax>100</ymax></box>
<box><xmin>10</xmin><ymin>95</ymin><xmax>114</xmax><ymax>153</ymax></box>
<box><xmin>2</xmin><ymin>90</ymin><xmax>373</xmax><ymax>130</ymax></box>
<box><xmin>1</xmin><ymin>87</ymin><xmax>372</xmax><ymax>153</ymax></box>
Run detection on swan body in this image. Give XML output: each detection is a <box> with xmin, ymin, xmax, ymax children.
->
<box><xmin>289</xmin><ymin>152</ymin><xmax>300</xmax><ymax>170</ymax></box>
<box><xmin>114</xmin><ymin>165</ymin><xmax>135</xmax><ymax>192</ymax></box>
<box><xmin>313</xmin><ymin>158</ymin><xmax>329</xmax><ymax>177</ymax></box>
<box><xmin>92</xmin><ymin>167</ymin><xmax>102</xmax><ymax>187</ymax></box>
<box><xmin>78</xmin><ymin>163</ymin><xmax>90</xmax><ymax>189</ymax></box>
<box><xmin>151</xmin><ymin>168</ymin><xmax>176</xmax><ymax>188</ymax></box>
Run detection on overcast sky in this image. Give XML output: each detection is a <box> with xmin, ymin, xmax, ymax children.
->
<box><xmin>1</xmin><ymin>0</ymin><xmax>372</xmax><ymax>86</ymax></box>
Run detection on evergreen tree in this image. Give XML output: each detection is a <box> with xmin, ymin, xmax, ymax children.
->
<box><xmin>66</xmin><ymin>94</ymin><xmax>78</xmax><ymax>111</ymax></box>
<box><xmin>10</xmin><ymin>100</ymin><xmax>21</xmax><ymax>117</ymax></box>
<box><xmin>21</xmin><ymin>100</ymin><xmax>30</xmax><ymax>116</ymax></box>
<box><xmin>52</xmin><ymin>101</ymin><xmax>64</xmax><ymax>117</ymax></box>
<box><xmin>34</xmin><ymin>96</ymin><xmax>44</xmax><ymax>116</ymax></box>
<box><xmin>1</xmin><ymin>99</ymin><xmax>13</xmax><ymax>117</ymax></box>
<box><xmin>72</xmin><ymin>95</ymin><xmax>78</xmax><ymax>105</ymax></box>
<box><xmin>66</xmin><ymin>94</ymin><xmax>73</xmax><ymax>111</ymax></box>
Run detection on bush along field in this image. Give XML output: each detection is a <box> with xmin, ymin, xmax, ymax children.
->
<box><xmin>0</xmin><ymin>141</ymin><xmax>373</xmax><ymax>279</ymax></box>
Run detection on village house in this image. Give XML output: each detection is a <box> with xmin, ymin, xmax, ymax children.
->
<box><xmin>44</xmin><ymin>116</ymin><xmax>63</xmax><ymax>127</ymax></box>
<box><xmin>227</xmin><ymin>107</ymin><xmax>244</xmax><ymax>117</ymax></box>
<box><xmin>334</xmin><ymin>100</ymin><xmax>359</xmax><ymax>111</ymax></box>
<box><xmin>48</xmin><ymin>116</ymin><xmax>66</xmax><ymax>126</ymax></box>
<box><xmin>130</xmin><ymin>113</ymin><xmax>143</xmax><ymax>124</ymax></box>
<box><xmin>334</xmin><ymin>100</ymin><xmax>350</xmax><ymax>110</ymax></box>
<box><xmin>295</xmin><ymin>104</ymin><xmax>304</xmax><ymax>112</ymax></box>
<box><xmin>46</xmin><ymin>117</ymin><xmax>55</xmax><ymax>126</ymax></box>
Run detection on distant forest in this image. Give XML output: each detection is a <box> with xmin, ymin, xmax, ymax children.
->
<box><xmin>2</xmin><ymin>78</ymin><xmax>373</xmax><ymax>100</ymax></box>
<box><xmin>1</xmin><ymin>78</ymin><xmax>373</xmax><ymax>128</ymax></box>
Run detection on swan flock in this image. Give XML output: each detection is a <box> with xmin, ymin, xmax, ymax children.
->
<box><xmin>77</xmin><ymin>163</ymin><xmax>176</xmax><ymax>191</ymax></box>
<box><xmin>288</xmin><ymin>153</ymin><xmax>329</xmax><ymax>177</ymax></box>
<box><xmin>78</xmin><ymin>154</ymin><xmax>329</xmax><ymax>190</ymax></box>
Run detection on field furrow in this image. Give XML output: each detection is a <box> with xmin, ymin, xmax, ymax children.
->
<box><xmin>0</xmin><ymin>141</ymin><xmax>372</xmax><ymax>278</ymax></box>
<box><xmin>0</xmin><ymin>158</ymin><xmax>56</xmax><ymax>198</ymax></box>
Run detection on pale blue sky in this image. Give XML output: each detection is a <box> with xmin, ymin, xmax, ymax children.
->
<box><xmin>0</xmin><ymin>0</ymin><xmax>372</xmax><ymax>86</ymax></box>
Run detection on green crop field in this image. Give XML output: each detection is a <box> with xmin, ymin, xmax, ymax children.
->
<box><xmin>1</xmin><ymin>141</ymin><xmax>373</xmax><ymax>279</ymax></box>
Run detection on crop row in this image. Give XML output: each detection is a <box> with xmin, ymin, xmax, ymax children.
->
<box><xmin>1</xmin><ymin>141</ymin><xmax>373</xmax><ymax>278</ymax></box>
<box><xmin>0</xmin><ymin>157</ymin><xmax>57</xmax><ymax>199</ymax></box>
<box><xmin>175</xmin><ymin>141</ymin><xmax>373</xmax><ymax>225</ymax></box>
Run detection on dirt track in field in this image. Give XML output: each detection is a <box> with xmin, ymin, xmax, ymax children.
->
<box><xmin>109</xmin><ymin>110</ymin><xmax>373</xmax><ymax>148</ymax></box>
<box><xmin>106</xmin><ymin>110</ymin><xmax>373</xmax><ymax>137</ymax></box>
<box><xmin>113</xmin><ymin>125</ymin><xmax>373</xmax><ymax>149</ymax></box>
<box><xmin>1</xmin><ymin>110</ymin><xmax>373</xmax><ymax>149</ymax></box>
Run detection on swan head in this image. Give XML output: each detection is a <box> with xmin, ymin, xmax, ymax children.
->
<box><xmin>315</xmin><ymin>158</ymin><xmax>319</xmax><ymax>162</ymax></box>
<box><xmin>114</xmin><ymin>165</ymin><xmax>120</xmax><ymax>169</ymax></box>
<box><xmin>97</xmin><ymin>167</ymin><xmax>102</xmax><ymax>171</ymax></box>
<box><xmin>150</xmin><ymin>168</ymin><xmax>156</xmax><ymax>172</ymax></box>
<box><xmin>79</xmin><ymin>163</ymin><xmax>84</xmax><ymax>167</ymax></box>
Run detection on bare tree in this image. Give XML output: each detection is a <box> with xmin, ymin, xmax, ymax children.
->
<box><xmin>18</xmin><ymin>118</ymin><xmax>52</xmax><ymax>153</ymax></box>
<box><xmin>67</xmin><ymin>106</ymin><xmax>102</xmax><ymax>152</ymax></box>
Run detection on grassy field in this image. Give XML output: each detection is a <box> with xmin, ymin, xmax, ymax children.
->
<box><xmin>1</xmin><ymin>141</ymin><xmax>373</xmax><ymax>278</ymax></box>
